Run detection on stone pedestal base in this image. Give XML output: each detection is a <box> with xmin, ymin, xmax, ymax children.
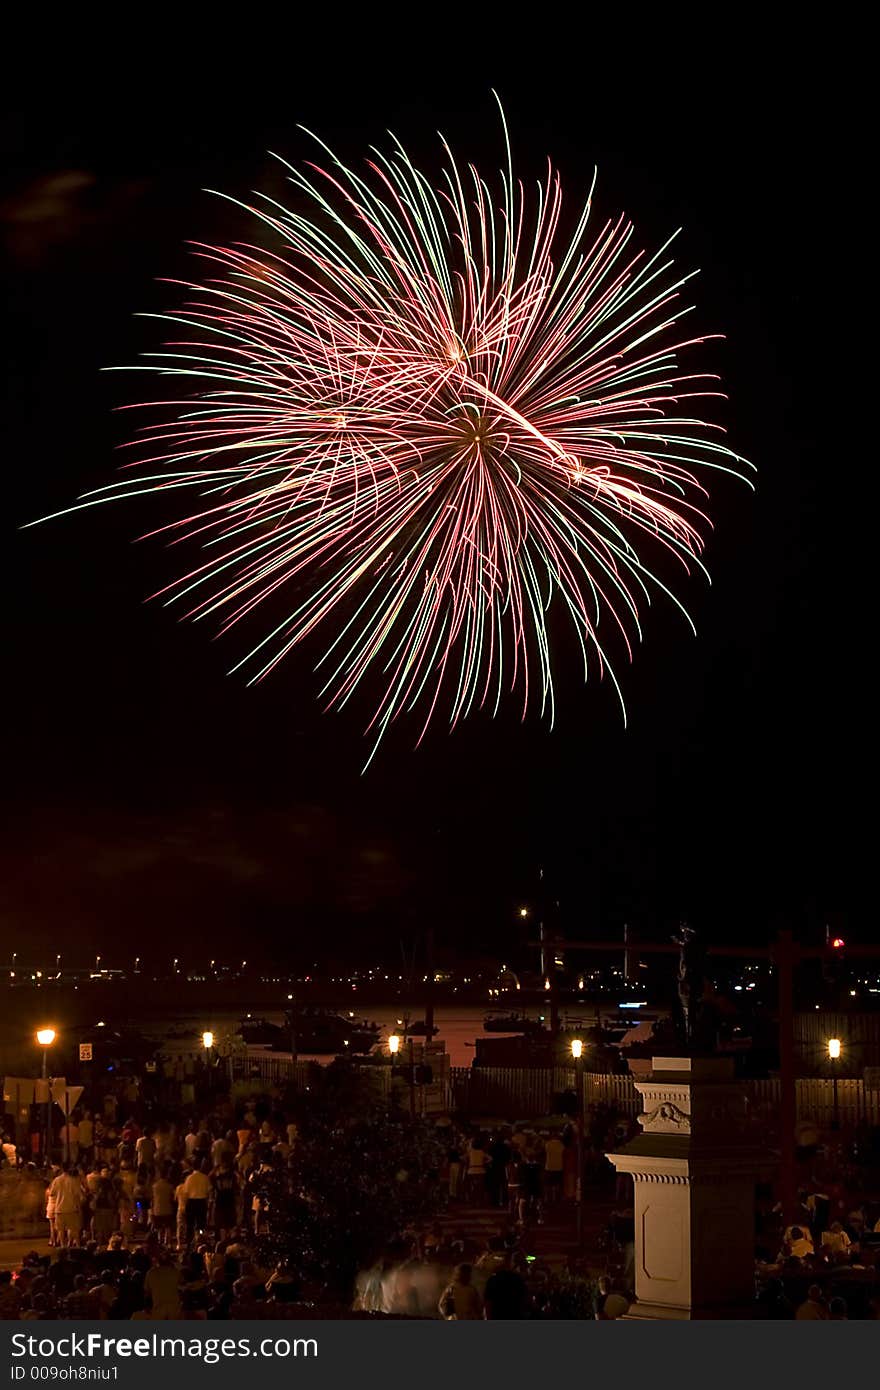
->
<box><xmin>607</xmin><ymin>1056</ymin><xmax>769</xmax><ymax>1321</ymax></box>
<box><xmin>623</xmin><ymin>1301</ymin><xmax>760</xmax><ymax>1321</ymax></box>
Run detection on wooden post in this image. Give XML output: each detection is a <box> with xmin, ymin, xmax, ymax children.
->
<box><xmin>575</xmin><ymin>1054</ymin><xmax>585</xmax><ymax>1248</ymax></box>
<box><xmin>424</xmin><ymin>926</ymin><xmax>435</xmax><ymax>1038</ymax></box>
<box><xmin>776</xmin><ymin>929</ymin><xmax>797</xmax><ymax>1219</ymax></box>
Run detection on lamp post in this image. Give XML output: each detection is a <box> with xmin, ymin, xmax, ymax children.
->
<box><xmin>387</xmin><ymin>1032</ymin><xmax>416</xmax><ymax>1116</ymax></box>
<box><xmin>202</xmin><ymin>1031</ymin><xmax>214</xmax><ymax>1092</ymax></box>
<box><xmin>828</xmin><ymin>1037</ymin><xmax>841</xmax><ymax>1130</ymax></box>
<box><xmin>36</xmin><ymin>1028</ymin><xmax>56</xmax><ymax>1165</ymax></box>
<box><xmin>408</xmin><ymin>1033</ymin><xmax>417</xmax><ymax>1119</ymax></box>
<box><xmin>571</xmin><ymin>1037</ymin><xmax>585</xmax><ymax>1249</ymax></box>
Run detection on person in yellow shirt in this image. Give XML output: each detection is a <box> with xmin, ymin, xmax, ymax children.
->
<box><xmin>466</xmin><ymin>1141</ymin><xmax>487</xmax><ymax>1204</ymax></box>
<box><xmin>782</xmin><ymin>1225</ymin><xmax>814</xmax><ymax>1260</ymax></box>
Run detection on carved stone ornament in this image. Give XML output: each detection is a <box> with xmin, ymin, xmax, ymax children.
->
<box><xmin>638</xmin><ymin>1100</ymin><xmax>692</xmax><ymax>1133</ymax></box>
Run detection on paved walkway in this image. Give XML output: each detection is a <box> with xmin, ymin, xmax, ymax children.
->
<box><xmin>0</xmin><ymin>1234</ymin><xmax>51</xmax><ymax>1267</ymax></box>
<box><xmin>431</xmin><ymin>1191</ymin><xmax>617</xmax><ymax>1269</ymax></box>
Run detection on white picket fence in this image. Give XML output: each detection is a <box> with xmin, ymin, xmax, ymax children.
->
<box><xmin>224</xmin><ymin>1053</ymin><xmax>880</xmax><ymax>1129</ymax></box>
<box><xmin>584</xmin><ymin>1072</ymin><xmax>880</xmax><ymax>1130</ymax></box>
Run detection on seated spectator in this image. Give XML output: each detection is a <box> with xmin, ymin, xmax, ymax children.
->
<box><xmin>483</xmin><ymin>1253</ymin><xmax>528</xmax><ymax>1320</ymax></box>
<box><xmin>757</xmin><ymin>1277</ymin><xmax>793</xmax><ymax>1319</ymax></box>
<box><xmin>795</xmin><ymin>1284</ymin><xmax>829</xmax><ymax>1320</ymax></box>
<box><xmin>89</xmin><ymin>1270</ymin><xmax>118</xmax><ymax>1319</ymax></box>
<box><xmin>785</xmin><ymin>1226</ymin><xmax>814</xmax><ymax>1260</ymax></box>
<box><xmin>0</xmin><ymin>1270</ymin><xmax>21</xmax><ymax>1319</ymax></box>
<box><xmin>821</xmin><ymin>1222</ymin><xmax>852</xmax><ymax>1257</ymax></box>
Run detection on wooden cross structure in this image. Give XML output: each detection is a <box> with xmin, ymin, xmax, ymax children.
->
<box><xmin>538</xmin><ymin>925</ymin><xmax>880</xmax><ymax>1216</ymax></box>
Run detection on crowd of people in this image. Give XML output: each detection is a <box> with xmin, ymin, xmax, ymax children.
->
<box><xmin>0</xmin><ymin>1079</ymin><xmax>636</xmax><ymax>1320</ymax></box>
<box><xmin>752</xmin><ymin>1168</ymin><xmax>880</xmax><ymax>1319</ymax></box>
<box><xmin>0</xmin><ymin>1092</ymin><xmax>311</xmax><ymax>1319</ymax></box>
<box><xmin>2</xmin><ymin>1074</ymin><xmax>880</xmax><ymax>1319</ymax></box>
<box><xmin>445</xmin><ymin>1108</ymin><xmax>633</xmax><ymax>1222</ymax></box>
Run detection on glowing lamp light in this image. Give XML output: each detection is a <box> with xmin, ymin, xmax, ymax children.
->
<box><xmin>202</xmin><ymin>1031</ymin><xmax>214</xmax><ymax>1050</ymax></box>
<box><xmin>544</xmin><ymin>978</ymin><xmax>551</xmax><ymax>991</ymax></box>
<box><xmin>519</xmin><ymin>908</ymin><xmax>528</xmax><ymax>918</ymax></box>
<box><xmin>36</xmin><ymin>1028</ymin><xmax>56</xmax><ymax>1046</ymax></box>
<box><xmin>388</xmin><ymin>1034</ymin><xmax>401</xmax><ymax>1055</ymax></box>
<box><xmin>570</xmin><ymin>1038</ymin><xmax>584</xmax><ymax>1060</ymax></box>
<box><xmin>828</xmin><ymin>1037</ymin><xmax>842</xmax><ymax>1060</ymax></box>
<box><xmin>831</xmin><ymin>937</ymin><xmax>845</xmax><ymax>949</ymax></box>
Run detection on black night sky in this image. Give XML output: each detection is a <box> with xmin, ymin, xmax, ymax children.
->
<box><xmin>1</xmin><ymin>31</ymin><xmax>862</xmax><ymax>969</ymax></box>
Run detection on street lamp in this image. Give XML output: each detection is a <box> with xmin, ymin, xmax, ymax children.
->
<box><xmin>828</xmin><ymin>1037</ymin><xmax>842</xmax><ymax>1130</ymax></box>
<box><xmin>388</xmin><ymin>1034</ymin><xmax>401</xmax><ymax>1055</ymax></box>
<box><xmin>202</xmin><ymin>1031</ymin><xmax>215</xmax><ymax>1094</ymax></box>
<box><xmin>36</xmin><ymin>1028</ymin><xmax>56</xmax><ymax>1165</ymax></box>
<box><xmin>571</xmin><ymin>1038</ymin><xmax>585</xmax><ymax>1247</ymax></box>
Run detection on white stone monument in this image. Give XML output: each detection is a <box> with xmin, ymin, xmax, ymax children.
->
<box><xmin>607</xmin><ymin>1055</ymin><xmax>768</xmax><ymax>1319</ymax></box>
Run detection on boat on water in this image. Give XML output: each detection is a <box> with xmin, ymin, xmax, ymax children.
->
<box><xmin>402</xmin><ymin>1019</ymin><xmax>439</xmax><ymax>1037</ymax></box>
<box><xmin>483</xmin><ymin>1010</ymin><xmax>545</xmax><ymax>1036</ymax></box>
<box><xmin>238</xmin><ymin>1007</ymin><xmax>380</xmax><ymax>1055</ymax></box>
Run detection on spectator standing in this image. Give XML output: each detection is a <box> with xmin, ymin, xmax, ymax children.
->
<box><xmin>439</xmin><ymin>1263</ymin><xmax>482</xmax><ymax>1320</ymax></box>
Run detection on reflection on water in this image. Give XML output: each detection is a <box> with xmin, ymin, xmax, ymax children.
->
<box><xmin>139</xmin><ymin>1003</ymin><xmax>630</xmax><ymax>1068</ymax></box>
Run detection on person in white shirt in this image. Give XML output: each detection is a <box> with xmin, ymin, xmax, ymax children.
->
<box><xmin>210</xmin><ymin>1134</ymin><xmax>233</xmax><ymax>1168</ymax></box>
<box><xmin>50</xmin><ymin>1166</ymin><xmax>84</xmax><ymax>1247</ymax></box>
<box><xmin>183</xmin><ymin>1125</ymin><xmax>199</xmax><ymax>1161</ymax></box>
<box><xmin>135</xmin><ymin>1132</ymin><xmax>156</xmax><ymax>1172</ymax></box>
<box><xmin>821</xmin><ymin>1221</ymin><xmax>852</xmax><ymax>1257</ymax></box>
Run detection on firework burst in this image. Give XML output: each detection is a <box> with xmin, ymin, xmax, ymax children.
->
<box><xmin>38</xmin><ymin>96</ymin><xmax>751</xmax><ymax>764</ymax></box>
